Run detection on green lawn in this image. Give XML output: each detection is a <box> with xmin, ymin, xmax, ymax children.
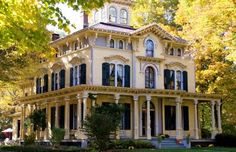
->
<box><xmin>115</xmin><ymin>147</ymin><xmax>236</xmax><ymax>152</ymax></box>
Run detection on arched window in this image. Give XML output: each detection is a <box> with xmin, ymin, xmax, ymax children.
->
<box><xmin>119</xmin><ymin>40</ymin><xmax>124</xmax><ymax>49</ymax></box>
<box><xmin>177</xmin><ymin>48</ymin><xmax>182</xmax><ymax>56</ymax></box>
<box><xmin>145</xmin><ymin>39</ymin><xmax>154</xmax><ymax>57</ymax></box>
<box><xmin>120</xmin><ymin>9</ymin><xmax>128</xmax><ymax>24</ymax></box>
<box><xmin>110</xmin><ymin>39</ymin><xmax>115</xmax><ymax>48</ymax></box>
<box><xmin>169</xmin><ymin>48</ymin><xmax>174</xmax><ymax>55</ymax></box>
<box><xmin>145</xmin><ymin>66</ymin><xmax>155</xmax><ymax>88</ymax></box>
<box><xmin>109</xmin><ymin>7</ymin><xmax>117</xmax><ymax>23</ymax></box>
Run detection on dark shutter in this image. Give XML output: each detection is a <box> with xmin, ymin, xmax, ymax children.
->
<box><xmin>70</xmin><ymin>104</ymin><xmax>73</xmax><ymax>130</ymax></box>
<box><xmin>43</xmin><ymin>74</ymin><xmax>48</xmax><ymax>93</ymax></box>
<box><xmin>70</xmin><ymin>67</ymin><xmax>74</xmax><ymax>86</ymax></box>
<box><xmin>183</xmin><ymin>106</ymin><xmax>189</xmax><ymax>130</ymax></box>
<box><xmin>183</xmin><ymin>71</ymin><xmax>188</xmax><ymax>91</ymax></box>
<box><xmin>80</xmin><ymin>64</ymin><xmax>86</xmax><ymax>84</ymax></box>
<box><xmin>51</xmin><ymin>107</ymin><xmax>56</xmax><ymax>129</ymax></box>
<box><xmin>124</xmin><ymin>65</ymin><xmax>130</xmax><ymax>87</ymax></box>
<box><xmin>60</xmin><ymin>69</ymin><xmax>65</xmax><ymax>89</ymax></box>
<box><xmin>39</xmin><ymin>78</ymin><xmax>42</xmax><ymax>93</ymax></box>
<box><xmin>164</xmin><ymin>69</ymin><xmax>170</xmax><ymax>89</ymax></box>
<box><xmin>102</xmin><ymin>63</ymin><xmax>110</xmax><ymax>86</ymax></box>
<box><xmin>59</xmin><ymin>105</ymin><xmax>65</xmax><ymax>128</ymax></box>
<box><xmin>36</xmin><ymin>78</ymin><xmax>39</xmax><ymax>94</ymax></box>
<box><xmin>171</xmin><ymin>70</ymin><xmax>175</xmax><ymax>90</ymax></box>
<box><xmin>51</xmin><ymin>73</ymin><xmax>55</xmax><ymax>91</ymax></box>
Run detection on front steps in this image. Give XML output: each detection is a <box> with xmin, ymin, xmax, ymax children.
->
<box><xmin>151</xmin><ymin>138</ymin><xmax>186</xmax><ymax>149</ymax></box>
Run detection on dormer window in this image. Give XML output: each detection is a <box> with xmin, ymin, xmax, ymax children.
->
<box><xmin>169</xmin><ymin>48</ymin><xmax>174</xmax><ymax>55</ymax></box>
<box><xmin>120</xmin><ymin>9</ymin><xmax>128</xmax><ymax>24</ymax></box>
<box><xmin>119</xmin><ymin>40</ymin><xmax>124</xmax><ymax>49</ymax></box>
<box><xmin>177</xmin><ymin>48</ymin><xmax>182</xmax><ymax>56</ymax></box>
<box><xmin>110</xmin><ymin>39</ymin><xmax>115</xmax><ymax>48</ymax></box>
<box><xmin>109</xmin><ymin>7</ymin><xmax>117</xmax><ymax>23</ymax></box>
<box><xmin>145</xmin><ymin>39</ymin><xmax>154</xmax><ymax>57</ymax></box>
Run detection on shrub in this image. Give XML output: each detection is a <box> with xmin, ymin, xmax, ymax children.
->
<box><xmin>215</xmin><ymin>133</ymin><xmax>236</xmax><ymax>147</ymax></box>
<box><xmin>24</xmin><ymin>133</ymin><xmax>36</xmax><ymax>145</ymax></box>
<box><xmin>84</xmin><ymin>103</ymin><xmax>123</xmax><ymax>151</ymax></box>
<box><xmin>109</xmin><ymin>140</ymin><xmax>154</xmax><ymax>149</ymax></box>
<box><xmin>51</xmin><ymin>128</ymin><xmax>65</xmax><ymax>147</ymax></box>
<box><xmin>201</xmin><ymin>128</ymin><xmax>211</xmax><ymax>139</ymax></box>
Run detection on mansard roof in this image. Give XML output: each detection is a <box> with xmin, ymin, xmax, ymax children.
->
<box><xmin>50</xmin><ymin>22</ymin><xmax>187</xmax><ymax>45</ymax></box>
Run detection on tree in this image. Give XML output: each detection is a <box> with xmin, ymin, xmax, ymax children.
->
<box><xmin>175</xmin><ymin>0</ymin><xmax>236</xmax><ymax>131</ymax></box>
<box><xmin>0</xmin><ymin>0</ymin><xmax>107</xmax><ymax>82</ymax></box>
<box><xmin>131</xmin><ymin>0</ymin><xmax>181</xmax><ymax>32</ymax></box>
<box><xmin>84</xmin><ymin>103</ymin><xmax>123</xmax><ymax>151</ymax></box>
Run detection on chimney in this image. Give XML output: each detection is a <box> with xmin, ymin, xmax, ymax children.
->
<box><xmin>83</xmin><ymin>11</ymin><xmax>89</xmax><ymax>28</ymax></box>
<box><xmin>52</xmin><ymin>33</ymin><xmax>60</xmax><ymax>41</ymax></box>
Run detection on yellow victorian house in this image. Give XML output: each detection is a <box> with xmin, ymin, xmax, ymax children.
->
<box><xmin>12</xmin><ymin>0</ymin><xmax>222</xmax><ymax>148</ymax></box>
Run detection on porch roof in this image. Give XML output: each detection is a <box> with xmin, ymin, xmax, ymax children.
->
<box><xmin>18</xmin><ymin>85</ymin><xmax>222</xmax><ymax>104</ymax></box>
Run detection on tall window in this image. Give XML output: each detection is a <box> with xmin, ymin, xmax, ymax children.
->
<box><xmin>145</xmin><ymin>39</ymin><xmax>154</xmax><ymax>57</ymax></box>
<box><xmin>117</xmin><ymin>64</ymin><xmax>124</xmax><ymax>87</ymax></box>
<box><xmin>70</xmin><ymin>104</ymin><xmax>77</xmax><ymax>130</ymax></box>
<box><xmin>102</xmin><ymin>63</ymin><xmax>130</xmax><ymax>87</ymax></box>
<box><xmin>119</xmin><ymin>40</ymin><xmax>124</xmax><ymax>49</ymax></box>
<box><xmin>176</xmin><ymin>70</ymin><xmax>182</xmax><ymax>90</ymax></box>
<box><xmin>110</xmin><ymin>39</ymin><xmax>115</xmax><ymax>48</ymax></box>
<box><xmin>51</xmin><ymin>69</ymin><xmax>65</xmax><ymax>91</ymax></box>
<box><xmin>165</xmin><ymin>105</ymin><xmax>176</xmax><ymax>130</ymax></box>
<box><xmin>109</xmin><ymin>7</ymin><xmax>117</xmax><ymax>23</ymax></box>
<box><xmin>70</xmin><ymin>64</ymin><xmax>86</xmax><ymax>86</ymax></box>
<box><xmin>121</xmin><ymin>103</ymin><xmax>131</xmax><ymax>130</ymax></box>
<box><xmin>109</xmin><ymin>63</ymin><xmax>115</xmax><ymax>86</ymax></box>
<box><xmin>145</xmin><ymin>66</ymin><xmax>155</xmax><ymax>89</ymax></box>
<box><xmin>120</xmin><ymin>9</ymin><xmax>128</xmax><ymax>24</ymax></box>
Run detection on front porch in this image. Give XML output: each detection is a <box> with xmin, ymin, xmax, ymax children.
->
<box><xmin>12</xmin><ymin>85</ymin><xmax>222</xmax><ymax>143</ymax></box>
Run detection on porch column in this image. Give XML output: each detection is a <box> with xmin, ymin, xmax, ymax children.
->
<box><xmin>176</xmin><ymin>97</ymin><xmax>183</xmax><ymax>140</ymax></box>
<box><xmin>46</xmin><ymin>102</ymin><xmax>51</xmax><ymax>139</ymax></box>
<box><xmin>211</xmin><ymin>100</ymin><xmax>216</xmax><ymax>139</ymax></box>
<box><xmin>20</xmin><ymin>104</ymin><xmax>26</xmax><ymax>140</ymax></box>
<box><xmin>91</xmin><ymin>94</ymin><xmax>97</xmax><ymax>107</ymax></box>
<box><xmin>55</xmin><ymin>101</ymin><xmax>59</xmax><ymax>128</ymax></box>
<box><xmin>64</xmin><ymin>97</ymin><xmax>70</xmax><ymax>139</ymax></box>
<box><xmin>114</xmin><ymin>94</ymin><xmax>120</xmax><ymax>139</ymax></box>
<box><xmin>216</xmin><ymin>100</ymin><xmax>222</xmax><ymax>133</ymax></box>
<box><xmin>194</xmin><ymin>99</ymin><xmax>199</xmax><ymax>139</ymax></box>
<box><xmin>76</xmin><ymin>94</ymin><xmax>82</xmax><ymax>129</ymax></box>
<box><xmin>133</xmin><ymin>95</ymin><xmax>139</xmax><ymax>139</ymax></box>
<box><xmin>82</xmin><ymin>92</ymin><xmax>88</xmax><ymax>127</ymax></box>
<box><xmin>146</xmin><ymin>95</ymin><xmax>151</xmax><ymax>140</ymax></box>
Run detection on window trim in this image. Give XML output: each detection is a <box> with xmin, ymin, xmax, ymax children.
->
<box><xmin>120</xmin><ymin>9</ymin><xmax>128</xmax><ymax>25</ymax></box>
<box><xmin>109</xmin><ymin>6</ymin><xmax>117</xmax><ymax>23</ymax></box>
<box><xmin>145</xmin><ymin>38</ymin><xmax>155</xmax><ymax>57</ymax></box>
<box><xmin>108</xmin><ymin>62</ymin><xmax>125</xmax><ymax>87</ymax></box>
<box><xmin>145</xmin><ymin>66</ymin><xmax>156</xmax><ymax>89</ymax></box>
<box><xmin>110</xmin><ymin>39</ymin><xmax>115</xmax><ymax>48</ymax></box>
<box><xmin>118</xmin><ymin>40</ymin><xmax>124</xmax><ymax>49</ymax></box>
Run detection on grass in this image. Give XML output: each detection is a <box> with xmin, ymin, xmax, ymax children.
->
<box><xmin>115</xmin><ymin>147</ymin><xmax>236</xmax><ymax>152</ymax></box>
<box><xmin>1</xmin><ymin>146</ymin><xmax>236</xmax><ymax>152</ymax></box>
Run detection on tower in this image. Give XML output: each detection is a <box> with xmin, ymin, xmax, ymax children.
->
<box><xmin>89</xmin><ymin>0</ymin><xmax>133</xmax><ymax>26</ymax></box>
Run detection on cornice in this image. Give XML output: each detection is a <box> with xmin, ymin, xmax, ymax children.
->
<box><xmin>136</xmin><ymin>56</ymin><xmax>165</xmax><ymax>63</ymax></box>
<box><xmin>104</xmin><ymin>55</ymin><xmax>129</xmax><ymax>63</ymax></box>
<box><xmin>165</xmin><ymin>62</ymin><xmax>187</xmax><ymax>69</ymax></box>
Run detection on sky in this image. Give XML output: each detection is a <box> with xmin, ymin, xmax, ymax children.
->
<box><xmin>46</xmin><ymin>3</ymin><xmax>82</xmax><ymax>35</ymax></box>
